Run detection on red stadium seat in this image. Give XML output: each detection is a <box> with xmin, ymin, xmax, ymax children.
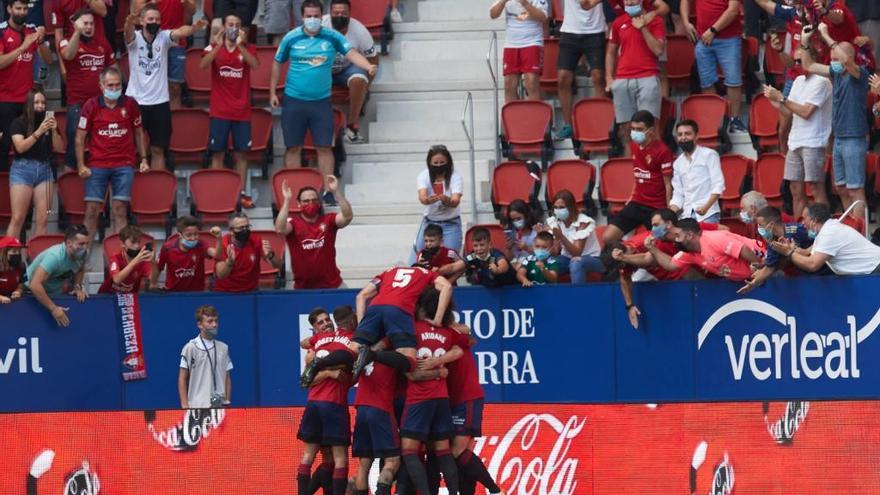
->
<box><xmin>658</xmin><ymin>97</ymin><xmax>677</xmax><ymax>145</ymax></box>
<box><xmin>719</xmin><ymin>217</ymin><xmax>750</xmax><ymax>237</ymax></box>
<box><xmin>749</xmin><ymin>94</ymin><xmax>779</xmax><ymax>152</ymax></box>
<box><xmin>681</xmin><ymin>94</ymin><xmax>730</xmax><ymax>152</ymax></box>
<box><xmin>130</xmin><ymin>170</ymin><xmax>177</xmax><ymax>236</ymax></box>
<box><xmin>464</xmin><ymin>224</ymin><xmax>507</xmax><ymax>254</ymax></box>
<box><xmin>540</xmin><ymin>37</ymin><xmax>560</xmax><ymax>93</ymax></box>
<box><xmin>0</xmin><ymin>172</ymin><xmax>10</xmax><ymax>230</ymax></box>
<box><xmin>170</xmin><ymin>109</ymin><xmax>210</xmax><ymax>166</ymax></box>
<box><xmin>550</xmin><ymin>0</ymin><xmax>564</xmax><ymax>32</ymax></box>
<box><xmin>501</xmin><ymin>100</ymin><xmax>553</xmax><ymax>167</ymax></box>
<box><xmin>26</xmin><ymin>234</ymin><xmax>65</xmax><ymax>260</ymax></box>
<box><xmin>272</xmin><ymin>168</ymin><xmax>325</xmax><ymax>216</ymax></box>
<box><xmin>599</xmin><ymin>158</ymin><xmax>634</xmax><ymax>216</ymax></box>
<box><xmin>572</xmin><ymin>97</ymin><xmax>617</xmax><ymax>158</ymax></box>
<box><xmin>252</xmin><ymin>229</ymin><xmax>286</xmax><ymax>288</ymax></box>
<box><xmin>243</xmin><ymin>108</ymin><xmax>274</xmax><ymax>177</ymax></box>
<box><xmin>184</xmin><ymin>47</ymin><xmax>211</xmax><ymax>105</ymax></box>
<box><xmin>665</xmin><ymin>35</ymin><xmax>695</xmax><ymax>90</ymax></box>
<box><xmin>189</xmin><ymin>169</ymin><xmax>241</xmax><ymax>224</ymax></box>
<box><xmin>763</xmin><ymin>42</ymin><xmax>786</xmax><ymax>87</ymax></box>
<box><xmin>753</xmin><ymin>153</ymin><xmax>786</xmax><ymax>208</ymax></box>
<box><xmin>199</xmin><ymin>231</ymin><xmax>219</xmax><ymax>280</ymax></box>
<box><xmin>595</xmin><ymin>225</ymin><xmax>607</xmax><ymax>250</ymax></box>
<box><xmin>719</xmin><ymin>154</ymin><xmax>753</xmax><ymax>212</ymax></box>
<box><xmin>350</xmin><ymin>0</ymin><xmax>392</xmax><ymax>55</ymax></box>
<box><xmin>118</xmin><ymin>54</ymin><xmax>130</xmax><ymax>82</ymax></box>
<box><xmin>102</xmin><ymin>232</ymin><xmax>156</xmax><ymax>263</ymax></box>
<box><xmin>57</xmin><ymin>171</ymin><xmax>105</xmax><ymax>235</ymax></box>
<box><xmin>491</xmin><ymin>161</ymin><xmax>540</xmax><ymax>218</ymax></box>
<box><xmin>251</xmin><ymin>47</ymin><xmax>287</xmax><ymax>103</ymax></box>
<box><xmin>546</xmin><ymin>159</ymin><xmax>595</xmax><ymax>210</ymax></box>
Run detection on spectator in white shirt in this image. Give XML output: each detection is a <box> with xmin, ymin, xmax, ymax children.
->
<box><xmin>773</xmin><ymin>203</ymin><xmax>880</xmax><ymax>275</ymax></box>
<box><xmin>489</xmin><ymin>0</ymin><xmax>549</xmax><ymax>103</ymax></box>
<box><xmin>762</xmin><ymin>44</ymin><xmax>832</xmax><ymax>219</ymax></box>
<box><xmin>123</xmin><ymin>6</ymin><xmax>206</xmax><ymax>170</ymax></box>
<box><xmin>669</xmin><ymin>119</ymin><xmax>725</xmax><ymax>223</ymax></box>
<box><xmin>410</xmin><ymin>145</ymin><xmax>464</xmax><ymax>265</ymax></box>
<box><xmin>547</xmin><ymin>189</ymin><xmax>604</xmax><ymax>283</ymax></box>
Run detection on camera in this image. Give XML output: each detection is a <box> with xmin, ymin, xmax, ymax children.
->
<box><xmin>210</xmin><ymin>394</ymin><xmax>226</xmax><ymax>408</ymax></box>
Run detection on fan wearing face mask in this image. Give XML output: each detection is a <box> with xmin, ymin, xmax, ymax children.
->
<box><xmin>669</xmin><ymin>119</ymin><xmax>725</xmax><ymax>224</ymax></box>
<box><xmin>0</xmin><ymin>236</ymin><xmax>25</xmax><ymax>304</ymax></box>
<box><xmin>98</xmin><ymin>225</ymin><xmax>156</xmax><ymax>294</ymax></box>
<box><xmin>25</xmin><ymin>224</ymin><xmax>90</xmax><ymax>328</ymax></box>
<box><xmin>214</xmin><ymin>212</ymin><xmax>283</xmax><ymax>293</ymax></box>
<box><xmin>153</xmin><ymin>215</ymin><xmax>217</xmax><ymax>292</ymax></box>
<box><xmin>545</xmin><ymin>189</ymin><xmax>604</xmax><ymax>283</ymax></box>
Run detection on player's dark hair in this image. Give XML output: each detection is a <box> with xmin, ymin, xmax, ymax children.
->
<box><xmin>118</xmin><ymin>225</ymin><xmax>143</xmax><ymax>244</ymax></box>
<box><xmin>330</xmin><ymin>0</ymin><xmax>351</xmax><ymax>6</ymax></box>
<box><xmin>535</xmin><ymin>231</ymin><xmax>554</xmax><ymax>244</ymax></box>
<box><xmin>308</xmin><ymin>307</ymin><xmax>328</xmax><ymax>326</ymax></box>
<box><xmin>223</xmin><ymin>12</ymin><xmax>242</xmax><ymax>25</ymax></box>
<box><xmin>332</xmin><ymin>305</ymin><xmax>356</xmax><ymax>331</ymax></box>
<box><xmin>424</xmin><ymin>224</ymin><xmax>443</xmax><ymax>239</ymax></box>
<box><xmin>471</xmin><ymin>227</ymin><xmax>490</xmax><ymax>243</ymax></box>
<box><xmin>756</xmin><ymin>206</ymin><xmax>782</xmax><ymax>225</ymax></box>
<box><xmin>676</xmin><ymin>119</ymin><xmax>700</xmax><ymax>135</ymax></box>
<box><xmin>676</xmin><ymin>218</ymin><xmax>702</xmax><ymax>234</ymax></box>
<box><xmin>426</xmin><ymin>145</ymin><xmax>454</xmax><ymax>189</ymax></box>
<box><xmin>806</xmin><ymin>202</ymin><xmax>831</xmax><ymax>224</ymax></box>
<box><xmin>301</xmin><ymin>0</ymin><xmax>324</xmax><ymax>15</ymax></box>
<box><xmin>177</xmin><ymin>215</ymin><xmax>199</xmax><ymax>232</ymax></box>
<box><xmin>71</xmin><ymin>8</ymin><xmax>94</xmax><ymax>22</ymax></box>
<box><xmin>417</xmin><ymin>287</ymin><xmax>455</xmax><ymax>327</ymax></box>
<box><xmin>631</xmin><ymin>110</ymin><xmax>655</xmax><ymax>128</ymax></box>
<box><xmin>507</xmin><ymin>199</ymin><xmax>537</xmax><ymax>230</ymax></box>
<box><xmin>653</xmin><ymin>208</ymin><xmax>678</xmax><ymax>224</ymax></box>
<box><xmin>140</xmin><ymin>2</ymin><xmax>160</xmax><ymax>16</ymax></box>
<box><xmin>298</xmin><ymin>186</ymin><xmax>319</xmax><ymax>201</ymax></box>
<box><xmin>195</xmin><ymin>305</ymin><xmax>218</xmax><ymax>322</ymax></box>
<box><xmin>599</xmin><ymin>242</ymin><xmax>625</xmax><ymax>280</ymax></box>
<box><xmin>64</xmin><ymin>224</ymin><xmax>89</xmax><ymax>241</ymax></box>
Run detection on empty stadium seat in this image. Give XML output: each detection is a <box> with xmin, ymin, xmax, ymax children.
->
<box><xmin>500</xmin><ymin>100</ymin><xmax>554</xmax><ymax>167</ymax></box>
<box><xmin>599</xmin><ymin>158</ymin><xmax>634</xmax><ymax>216</ymax></box>
<box><xmin>350</xmin><ymin>0</ymin><xmax>393</xmax><ymax>55</ymax></box>
<box><xmin>546</xmin><ymin>159</ymin><xmax>595</xmax><ymax>210</ymax></box>
<box><xmin>251</xmin><ymin>47</ymin><xmax>287</xmax><ymax>103</ymax></box>
<box><xmin>244</xmin><ymin>108</ymin><xmax>274</xmax><ymax>178</ymax></box>
<box><xmin>749</xmin><ymin>93</ymin><xmax>779</xmax><ymax>152</ymax></box>
<box><xmin>26</xmin><ymin>234</ymin><xmax>65</xmax><ymax>260</ymax></box>
<box><xmin>130</xmin><ymin>170</ymin><xmax>177</xmax><ymax>236</ymax></box>
<box><xmin>170</xmin><ymin>109</ymin><xmax>210</xmax><ymax>166</ymax></box>
<box><xmin>763</xmin><ymin>42</ymin><xmax>786</xmax><ymax>87</ymax></box>
<box><xmin>491</xmin><ymin>161</ymin><xmax>540</xmax><ymax>219</ymax></box>
<box><xmin>272</xmin><ymin>168</ymin><xmax>325</xmax><ymax>217</ymax></box>
<box><xmin>464</xmin><ymin>224</ymin><xmax>507</xmax><ymax>254</ymax></box>
<box><xmin>681</xmin><ymin>94</ymin><xmax>730</xmax><ymax>153</ymax></box>
<box><xmin>184</xmin><ymin>47</ymin><xmax>211</xmax><ymax>105</ymax></box>
<box><xmin>102</xmin><ymin>232</ymin><xmax>156</xmax><ymax>262</ymax></box>
<box><xmin>540</xmin><ymin>37</ymin><xmax>560</xmax><ymax>93</ymax></box>
<box><xmin>753</xmin><ymin>153</ymin><xmax>786</xmax><ymax>208</ymax></box>
<box><xmin>57</xmin><ymin>171</ymin><xmax>106</xmax><ymax>236</ymax></box>
<box><xmin>719</xmin><ymin>217</ymin><xmax>750</xmax><ymax>237</ymax></box>
<box><xmin>252</xmin><ymin>229</ymin><xmax>286</xmax><ymax>288</ymax></box>
<box><xmin>665</xmin><ymin>35</ymin><xmax>696</xmax><ymax>91</ymax></box>
<box><xmin>572</xmin><ymin>97</ymin><xmax>618</xmax><ymax>158</ymax></box>
<box><xmin>189</xmin><ymin>169</ymin><xmax>241</xmax><ymax>225</ymax></box>
<box><xmin>719</xmin><ymin>154</ymin><xmax>753</xmax><ymax>212</ymax></box>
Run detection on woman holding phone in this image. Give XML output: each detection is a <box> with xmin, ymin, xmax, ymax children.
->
<box><xmin>410</xmin><ymin>144</ymin><xmax>464</xmax><ymax>264</ymax></box>
<box><xmin>6</xmin><ymin>88</ymin><xmax>61</xmax><ymax>240</ymax></box>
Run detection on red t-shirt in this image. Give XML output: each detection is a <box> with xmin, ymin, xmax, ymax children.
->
<box><xmin>695</xmin><ymin>0</ymin><xmax>742</xmax><ymax>39</ymax></box>
<box><xmin>0</xmin><ymin>25</ymin><xmax>39</xmax><ymax>104</ymax></box>
<box><xmin>157</xmin><ymin>239</ymin><xmax>206</xmax><ymax>292</ymax></box>
<box><xmin>214</xmin><ymin>232</ymin><xmax>263</xmax><ymax>293</ymax></box>
<box><xmin>446</xmin><ymin>335</ymin><xmax>485</xmax><ymax>406</ymax></box>
<box><xmin>51</xmin><ymin>0</ymin><xmax>108</xmax><ymax>43</ymax></box>
<box><xmin>416</xmin><ymin>246</ymin><xmax>461</xmax><ymax>271</ymax></box>
<box><xmin>77</xmin><ymin>96</ymin><xmax>142</xmax><ymax>168</ymax></box>
<box><xmin>60</xmin><ymin>36</ymin><xmax>115</xmax><ymax>105</ymax></box>
<box><xmin>0</xmin><ymin>267</ymin><xmax>24</xmax><ymax>296</ymax></box>
<box><xmin>608</xmin><ymin>14</ymin><xmax>665</xmax><ymax>79</ymax></box>
<box><xmin>307</xmin><ymin>330</ymin><xmax>354</xmax><ymax>405</ymax></box>
<box><xmin>157</xmin><ymin>0</ymin><xmax>187</xmax><ymax>47</ymax></box>
<box><xmin>285</xmin><ymin>213</ymin><xmax>342</xmax><ymax>289</ymax></box>
<box><xmin>98</xmin><ymin>252</ymin><xmax>151</xmax><ymax>294</ymax></box>
<box><xmin>630</xmin><ymin>139</ymin><xmax>674</xmax><ymax>210</ymax></box>
<box><xmin>354</xmin><ymin>361</ymin><xmax>398</xmax><ymax>413</ymax></box>
<box><xmin>406</xmin><ymin>321</ymin><xmax>466</xmax><ymax>404</ymax></box>
<box><xmin>370</xmin><ymin>266</ymin><xmax>440</xmax><ymax>315</ymax></box>
<box><xmin>206</xmin><ymin>43</ymin><xmax>254</xmax><ymax>121</ymax></box>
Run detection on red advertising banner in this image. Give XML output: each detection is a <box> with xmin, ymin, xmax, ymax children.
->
<box><xmin>4</xmin><ymin>401</ymin><xmax>880</xmax><ymax>494</ymax></box>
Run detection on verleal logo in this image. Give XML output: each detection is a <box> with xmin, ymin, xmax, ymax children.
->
<box><xmin>697</xmin><ymin>299</ymin><xmax>880</xmax><ymax>381</ymax></box>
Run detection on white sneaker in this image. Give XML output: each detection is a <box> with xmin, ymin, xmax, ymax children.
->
<box><xmin>344</xmin><ymin>126</ymin><xmax>367</xmax><ymax>144</ymax></box>
<box><xmin>390</xmin><ymin>8</ymin><xmax>403</xmax><ymax>23</ymax></box>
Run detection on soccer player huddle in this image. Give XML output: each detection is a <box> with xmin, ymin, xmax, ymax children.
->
<box><xmin>297</xmin><ymin>265</ymin><xmax>504</xmax><ymax>495</ymax></box>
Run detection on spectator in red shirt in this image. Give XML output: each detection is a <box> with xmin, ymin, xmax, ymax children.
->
<box><xmin>682</xmin><ymin>0</ymin><xmax>747</xmax><ymax>132</ymax></box>
<box><xmin>213</xmin><ymin>211</ymin><xmax>282</xmax><ymax>293</ymax></box>
<box><xmin>602</xmin><ymin>111</ymin><xmax>674</xmax><ymax>246</ymax></box>
<box><xmin>50</xmin><ymin>0</ymin><xmax>108</xmax><ymax>84</ymax></box>
<box><xmin>274</xmin><ymin>176</ymin><xmax>352</xmax><ymax>289</ymax></box>
<box><xmin>0</xmin><ymin>0</ymin><xmax>51</xmax><ymax>171</ymax></box>
<box><xmin>76</xmin><ymin>66</ymin><xmax>150</xmax><ymax>240</ymax></box>
<box><xmin>98</xmin><ymin>225</ymin><xmax>155</xmax><ymax>294</ymax></box>
<box><xmin>152</xmin><ymin>215</ymin><xmax>220</xmax><ymax>292</ymax></box>
<box><xmin>605</xmin><ymin>0</ymin><xmax>666</xmax><ymax>151</ymax></box>
<box><xmin>201</xmin><ymin>13</ymin><xmax>259</xmax><ymax>208</ymax></box>
<box><xmin>414</xmin><ymin>223</ymin><xmax>464</xmax><ymax>283</ymax></box>
<box><xmin>59</xmin><ymin>9</ymin><xmax>115</xmax><ymax>170</ymax></box>
<box><xmin>0</xmin><ymin>236</ymin><xmax>25</xmax><ymax>303</ymax></box>
<box><xmin>133</xmin><ymin>0</ymin><xmax>198</xmax><ymax>108</ymax></box>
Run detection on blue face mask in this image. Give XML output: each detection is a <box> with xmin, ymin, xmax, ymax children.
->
<box><xmin>103</xmin><ymin>88</ymin><xmax>122</xmax><ymax>101</ymax></box>
<box><xmin>651</xmin><ymin>224</ymin><xmax>667</xmax><ymax>239</ymax></box>
<box><xmin>554</xmin><ymin>208</ymin><xmax>570</xmax><ymax>221</ymax></box>
<box><xmin>303</xmin><ymin>17</ymin><xmax>322</xmax><ymax>32</ymax></box>
<box><xmin>807</xmin><ymin>229</ymin><xmax>818</xmax><ymax>240</ymax></box>
<box><xmin>624</xmin><ymin>4</ymin><xmax>642</xmax><ymax>16</ymax></box>
<box><xmin>534</xmin><ymin>248</ymin><xmax>550</xmax><ymax>261</ymax></box>
<box><xmin>739</xmin><ymin>210</ymin><xmax>753</xmax><ymax>224</ymax></box>
<box><xmin>830</xmin><ymin>61</ymin><xmax>844</xmax><ymax>74</ymax></box>
<box><xmin>757</xmin><ymin>226</ymin><xmax>773</xmax><ymax>240</ymax></box>
<box><xmin>181</xmin><ymin>238</ymin><xmax>198</xmax><ymax>249</ymax></box>
<box><xmin>512</xmin><ymin>219</ymin><xmax>525</xmax><ymax>229</ymax></box>
<box><xmin>630</xmin><ymin>129</ymin><xmax>647</xmax><ymax>144</ymax></box>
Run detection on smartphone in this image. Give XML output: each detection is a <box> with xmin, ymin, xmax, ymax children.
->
<box><xmin>432</xmin><ymin>183</ymin><xmax>443</xmax><ymax>195</ymax></box>
<box><xmin>145</xmin><ymin>242</ymin><xmax>153</xmax><ymax>252</ymax></box>
<box><xmin>45</xmin><ymin>110</ymin><xmax>54</xmax><ymax>120</ymax></box>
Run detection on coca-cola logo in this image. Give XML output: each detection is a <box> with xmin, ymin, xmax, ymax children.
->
<box><xmin>475</xmin><ymin>414</ymin><xmax>587</xmax><ymax>495</ymax></box>
<box><xmin>144</xmin><ymin>408</ymin><xmax>226</xmax><ymax>452</ymax></box>
<box><xmin>64</xmin><ymin>460</ymin><xmax>101</xmax><ymax>495</ymax></box>
<box><xmin>763</xmin><ymin>401</ymin><xmax>809</xmax><ymax>445</ymax></box>
<box><xmin>710</xmin><ymin>453</ymin><xmax>734</xmax><ymax>495</ymax></box>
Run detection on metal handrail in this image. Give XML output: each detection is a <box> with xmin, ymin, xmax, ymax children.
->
<box><xmin>486</xmin><ymin>31</ymin><xmax>501</xmax><ymax>167</ymax></box>
<box><xmin>461</xmin><ymin>91</ymin><xmax>478</xmax><ymax>225</ymax></box>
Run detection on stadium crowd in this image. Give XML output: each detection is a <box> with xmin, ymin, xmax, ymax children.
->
<box><xmin>0</xmin><ymin>0</ymin><xmax>879</xmax><ymax>326</ymax></box>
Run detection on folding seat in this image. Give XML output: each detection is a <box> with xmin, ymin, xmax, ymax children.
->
<box><xmin>169</xmin><ymin>109</ymin><xmax>210</xmax><ymax>166</ymax></box>
<box><xmin>500</xmin><ymin>100</ymin><xmax>554</xmax><ymax>167</ymax></box>
<box><xmin>350</xmin><ymin>0</ymin><xmax>393</xmax><ymax>55</ymax></box>
<box><xmin>464</xmin><ymin>224</ymin><xmax>507</xmax><ymax>253</ymax></box>
<box><xmin>719</xmin><ymin>217</ymin><xmax>750</xmax><ymax>237</ymax></box>
<box><xmin>130</xmin><ymin>170</ymin><xmax>177</xmax><ymax>236</ymax></box>
<box><xmin>572</xmin><ymin>97</ymin><xmax>617</xmax><ymax>158</ymax></box>
<box><xmin>719</xmin><ymin>154</ymin><xmax>753</xmax><ymax>212</ymax></box>
<box><xmin>271</xmin><ymin>168</ymin><xmax>325</xmax><ymax>218</ymax></box>
<box><xmin>57</xmin><ymin>171</ymin><xmax>106</xmax><ymax>236</ymax></box>
<box><xmin>665</xmin><ymin>35</ymin><xmax>696</xmax><ymax>91</ymax></box>
<box><xmin>749</xmin><ymin>93</ymin><xmax>779</xmax><ymax>152</ymax></box>
<box><xmin>252</xmin><ymin>229</ymin><xmax>287</xmax><ymax>288</ymax></box>
<box><xmin>251</xmin><ymin>46</ymin><xmax>287</xmax><ymax>103</ymax></box>
<box><xmin>763</xmin><ymin>42</ymin><xmax>786</xmax><ymax>87</ymax></box>
<box><xmin>681</xmin><ymin>93</ymin><xmax>730</xmax><ymax>152</ymax></box>
<box><xmin>184</xmin><ymin>47</ymin><xmax>212</xmax><ymax>105</ymax></box>
<box><xmin>26</xmin><ymin>234</ymin><xmax>66</xmax><ymax>259</ymax></box>
<box><xmin>491</xmin><ymin>161</ymin><xmax>540</xmax><ymax>219</ymax></box>
<box><xmin>189</xmin><ymin>169</ymin><xmax>241</xmax><ymax>225</ymax></box>
<box><xmin>546</xmin><ymin>159</ymin><xmax>595</xmax><ymax>210</ymax></box>
<box><xmin>539</xmin><ymin>37</ymin><xmax>560</xmax><ymax>93</ymax></box>
<box><xmin>243</xmin><ymin>108</ymin><xmax>274</xmax><ymax>178</ymax></box>
<box><xmin>753</xmin><ymin>153</ymin><xmax>786</xmax><ymax>208</ymax></box>
<box><xmin>599</xmin><ymin>158</ymin><xmax>634</xmax><ymax>216</ymax></box>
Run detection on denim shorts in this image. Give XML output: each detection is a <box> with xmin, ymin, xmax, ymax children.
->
<box><xmin>695</xmin><ymin>37</ymin><xmax>742</xmax><ymax>88</ymax></box>
<box><xmin>832</xmin><ymin>136</ymin><xmax>868</xmax><ymax>189</ymax></box>
<box><xmin>9</xmin><ymin>158</ymin><xmax>54</xmax><ymax>187</ymax></box>
<box><xmin>281</xmin><ymin>95</ymin><xmax>334</xmax><ymax>147</ymax></box>
<box><xmin>332</xmin><ymin>63</ymin><xmax>369</xmax><ymax>86</ymax></box>
<box><xmin>168</xmin><ymin>46</ymin><xmax>186</xmax><ymax>83</ymax></box>
<box><xmin>84</xmin><ymin>166</ymin><xmax>135</xmax><ymax>202</ymax></box>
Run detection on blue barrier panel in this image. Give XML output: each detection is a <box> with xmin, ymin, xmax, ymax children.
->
<box><xmin>0</xmin><ymin>296</ymin><xmax>123</xmax><ymax>411</ymax></box>
<box><xmin>693</xmin><ymin>276</ymin><xmax>880</xmax><ymax>400</ymax></box>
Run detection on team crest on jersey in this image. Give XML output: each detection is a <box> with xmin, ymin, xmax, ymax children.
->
<box><xmin>321</xmin><ymin>41</ymin><xmax>330</xmax><ymax>51</ymax></box>
<box><xmin>121</xmin><ymin>108</ymin><xmax>127</xmax><ymax>118</ymax></box>
<box><xmin>319</xmin><ymin>224</ymin><xmax>326</xmax><ymax>232</ymax></box>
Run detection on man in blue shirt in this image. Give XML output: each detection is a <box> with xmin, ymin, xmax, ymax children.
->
<box><xmin>269</xmin><ymin>0</ymin><xmax>376</xmax><ymax>205</ymax></box>
<box><xmin>737</xmin><ymin>206</ymin><xmax>815</xmax><ymax>295</ymax></box>
<box><xmin>25</xmin><ymin>224</ymin><xmax>90</xmax><ymax>327</ymax></box>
